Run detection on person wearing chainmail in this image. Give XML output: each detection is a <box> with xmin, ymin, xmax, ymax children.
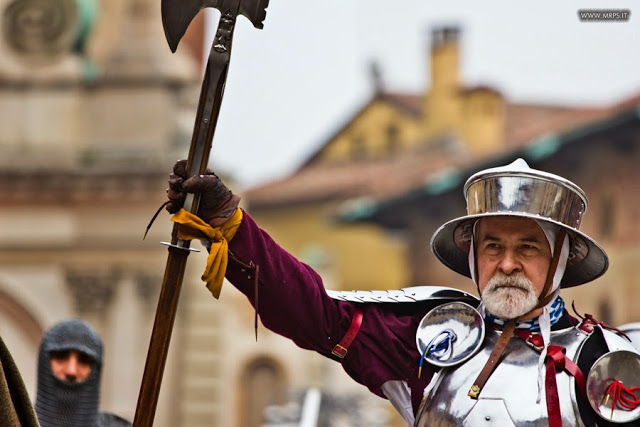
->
<box><xmin>165</xmin><ymin>158</ymin><xmax>640</xmax><ymax>426</ymax></box>
<box><xmin>35</xmin><ymin>318</ymin><xmax>131</xmax><ymax>427</ymax></box>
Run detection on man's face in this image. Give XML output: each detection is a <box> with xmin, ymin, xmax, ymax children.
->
<box><xmin>475</xmin><ymin>216</ymin><xmax>552</xmax><ymax>319</ymax></box>
<box><xmin>49</xmin><ymin>350</ymin><xmax>93</xmax><ymax>382</ymax></box>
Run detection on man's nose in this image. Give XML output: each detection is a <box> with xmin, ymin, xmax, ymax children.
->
<box><xmin>498</xmin><ymin>251</ymin><xmax>521</xmax><ymax>275</ymax></box>
<box><xmin>64</xmin><ymin>354</ymin><xmax>80</xmax><ymax>381</ymax></box>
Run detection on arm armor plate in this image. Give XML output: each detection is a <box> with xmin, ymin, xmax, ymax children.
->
<box><xmin>326</xmin><ymin>285</ymin><xmax>479</xmax><ymax>305</ymax></box>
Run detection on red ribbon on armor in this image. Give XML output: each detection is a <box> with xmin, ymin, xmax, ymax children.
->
<box><xmin>571</xmin><ymin>301</ymin><xmax>632</xmax><ymax>341</ymax></box>
<box><xmin>514</xmin><ymin>331</ymin><xmax>588</xmax><ymax>427</ymax></box>
<box><xmin>545</xmin><ymin>354</ymin><xmax>562</xmax><ymax>426</ymax></box>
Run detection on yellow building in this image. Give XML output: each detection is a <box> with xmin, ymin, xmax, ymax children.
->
<box><xmin>342</xmin><ymin>98</ymin><xmax>640</xmax><ymax>326</ymax></box>
<box><xmin>245</xmin><ymin>26</ymin><xmax>608</xmax><ymax>294</ymax></box>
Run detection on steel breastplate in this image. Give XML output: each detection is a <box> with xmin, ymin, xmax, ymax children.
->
<box><xmin>414</xmin><ymin>325</ymin><xmax>590</xmax><ymax>427</ymax></box>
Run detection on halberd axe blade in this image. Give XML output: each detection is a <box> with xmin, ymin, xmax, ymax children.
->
<box><xmin>162</xmin><ymin>0</ymin><xmax>268</xmax><ymax>52</ymax></box>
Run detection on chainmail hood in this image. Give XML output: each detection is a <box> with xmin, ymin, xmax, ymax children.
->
<box><xmin>35</xmin><ymin>318</ymin><xmax>103</xmax><ymax>427</ymax></box>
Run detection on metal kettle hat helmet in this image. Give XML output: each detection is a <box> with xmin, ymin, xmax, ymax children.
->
<box><xmin>430</xmin><ymin>158</ymin><xmax>608</xmax><ymax>287</ymax></box>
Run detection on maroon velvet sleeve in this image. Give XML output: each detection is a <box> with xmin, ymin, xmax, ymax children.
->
<box><xmin>226</xmin><ymin>211</ymin><xmax>435</xmax><ymax>404</ymax></box>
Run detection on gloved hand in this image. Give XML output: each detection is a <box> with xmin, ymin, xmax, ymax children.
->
<box><xmin>166</xmin><ymin>160</ymin><xmax>241</xmax><ymax>227</ymax></box>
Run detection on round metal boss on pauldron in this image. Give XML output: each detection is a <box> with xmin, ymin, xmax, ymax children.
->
<box><xmin>587</xmin><ymin>350</ymin><xmax>640</xmax><ymax>423</ymax></box>
<box><xmin>416</xmin><ymin>301</ymin><xmax>485</xmax><ymax>367</ymax></box>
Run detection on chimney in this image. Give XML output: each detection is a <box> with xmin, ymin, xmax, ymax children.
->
<box><xmin>422</xmin><ymin>25</ymin><xmax>462</xmax><ymax>137</ymax></box>
<box><xmin>431</xmin><ymin>26</ymin><xmax>460</xmax><ymax>49</ymax></box>
<box><xmin>430</xmin><ymin>26</ymin><xmax>460</xmax><ymax>92</ymax></box>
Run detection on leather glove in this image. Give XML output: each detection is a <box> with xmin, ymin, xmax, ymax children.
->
<box><xmin>166</xmin><ymin>160</ymin><xmax>241</xmax><ymax>227</ymax></box>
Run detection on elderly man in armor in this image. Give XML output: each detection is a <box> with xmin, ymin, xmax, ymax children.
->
<box><xmin>166</xmin><ymin>158</ymin><xmax>640</xmax><ymax>426</ymax></box>
<box><xmin>35</xmin><ymin>318</ymin><xmax>131</xmax><ymax>427</ymax></box>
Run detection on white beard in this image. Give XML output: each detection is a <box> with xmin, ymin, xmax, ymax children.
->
<box><xmin>482</xmin><ymin>273</ymin><xmax>539</xmax><ymax>319</ymax></box>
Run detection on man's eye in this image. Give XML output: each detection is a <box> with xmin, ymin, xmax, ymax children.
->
<box><xmin>49</xmin><ymin>350</ymin><xmax>70</xmax><ymax>360</ymax></box>
<box><xmin>78</xmin><ymin>353</ymin><xmax>94</xmax><ymax>365</ymax></box>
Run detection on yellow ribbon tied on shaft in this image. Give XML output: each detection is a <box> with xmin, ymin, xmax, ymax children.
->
<box><xmin>170</xmin><ymin>208</ymin><xmax>243</xmax><ymax>299</ymax></box>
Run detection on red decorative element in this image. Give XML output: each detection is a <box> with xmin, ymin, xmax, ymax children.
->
<box><xmin>332</xmin><ymin>307</ymin><xmax>364</xmax><ymax>359</ymax></box>
<box><xmin>605</xmin><ymin>379</ymin><xmax>640</xmax><ymax>412</ymax></box>
<box><xmin>514</xmin><ymin>333</ymin><xmax>589</xmax><ymax>426</ymax></box>
<box><xmin>571</xmin><ymin>301</ymin><xmax>631</xmax><ymax>341</ymax></box>
<box><xmin>545</xmin><ymin>356</ymin><xmax>562</xmax><ymax>427</ymax></box>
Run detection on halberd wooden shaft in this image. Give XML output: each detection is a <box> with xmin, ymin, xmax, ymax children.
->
<box><xmin>133</xmin><ymin>0</ymin><xmax>268</xmax><ymax>424</ymax></box>
<box><xmin>133</xmin><ymin>9</ymin><xmax>238</xmax><ymax>426</ymax></box>
<box><xmin>133</xmin><ymin>239</ymin><xmax>189</xmax><ymax>426</ymax></box>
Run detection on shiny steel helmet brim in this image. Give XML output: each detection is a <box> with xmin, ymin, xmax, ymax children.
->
<box><xmin>430</xmin><ymin>212</ymin><xmax>608</xmax><ymax>288</ymax></box>
<box><xmin>431</xmin><ymin>159</ymin><xmax>608</xmax><ymax>287</ymax></box>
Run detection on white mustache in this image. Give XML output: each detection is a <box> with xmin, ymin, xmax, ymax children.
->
<box><xmin>485</xmin><ymin>273</ymin><xmax>534</xmax><ymax>293</ymax></box>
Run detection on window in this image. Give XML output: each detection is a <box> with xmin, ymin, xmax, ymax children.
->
<box><xmin>386</xmin><ymin>124</ymin><xmax>399</xmax><ymax>156</ymax></box>
<box><xmin>240</xmin><ymin>357</ymin><xmax>287</xmax><ymax>427</ymax></box>
<box><xmin>351</xmin><ymin>135</ymin><xmax>367</xmax><ymax>161</ymax></box>
<box><xmin>600</xmin><ymin>194</ymin><xmax>615</xmax><ymax>240</ymax></box>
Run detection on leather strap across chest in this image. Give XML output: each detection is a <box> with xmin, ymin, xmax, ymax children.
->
<box><xmin>468</xmin><ymin>319</ymin><xmax>516</xmax><ymax>398</ymax></box>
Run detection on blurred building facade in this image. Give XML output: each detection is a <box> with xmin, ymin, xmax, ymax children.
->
<box><xmin>243</xmin><ymin>25</ymin><xmax>640</xmax><ymax>424</ymax></box>
<box><xmin>1</xmin><ymin>3</ymin><xmax>639</xmax><ymax>426</ymax></box>
<box><xmin>0</xmin><ymin>0</ymin><xmax>200</xmax><ymax>424</ymax></box>
<box><xmin>0</xmin><ymin>1</ymin><xmax>397</xmax><ymax>426</ymax></box>
<box><xmin>246</xmin><ymin>26</ymin><xmax>640</xmax><ymax>326</ymax></box>
<box><xmin>0</xmin><ymin>0</ymin><xmax>335</xmax><ymax>426</ymax></box>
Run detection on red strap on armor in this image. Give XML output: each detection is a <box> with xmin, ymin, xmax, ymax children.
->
<box><xmin>544</xmin><ymin>345</ymin><xmax>587</xmax><ymax>400</ymax></box>
<box><xmin>514</xmin><ymin>329</ymin><xmax>544</xmax><ymax>350</ymax></box>
<box><xmin>514</xmin><ymin>333</ymin><xmax>589</xmax><ymax>426</ymax></box>
<box><xmin>545</xmin><ymin>354</ymin><xmax>563</xmax><ymax>427</ymax></box>
<box><xmin>560</xmin><ymin>353</ymin><xmax>587</xmax><ymax>398</ymax></box>
<box><xmin>332</xmin><ymin>307</ymin><xmax>363</xmax><ymax>359</ymax></box>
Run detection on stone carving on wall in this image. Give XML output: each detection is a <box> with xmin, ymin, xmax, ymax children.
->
<box><xmin>1</xmin><ymin>0</ymin><xmax>78</xmax><ymax>66</ymax></box>
<box><xmin>65</xmin><ymin>266</ymin><xmax>122</xmax><ymax>315</ymax></box>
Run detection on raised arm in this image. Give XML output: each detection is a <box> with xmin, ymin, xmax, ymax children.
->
<box><xmin>165</xmin><ymin>160</ymin><xmax>353</xmax><ymax>352</ymax></box>
<box><xmin>165</xmin><ymin>160</ymin><xmax>436</xmax><ymax>416</ymax></box>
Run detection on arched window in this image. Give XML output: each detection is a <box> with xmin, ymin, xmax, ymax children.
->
<box><xmin>240</xmin><ymin>357</ymin><xmax>287</xmax><ymax>427</ymax></box>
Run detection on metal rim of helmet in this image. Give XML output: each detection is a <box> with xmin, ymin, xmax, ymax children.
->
<box><xmin>430</xmin><ymin>158</ymin><xmax>608</xmax><ymax>288</ymax></box>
